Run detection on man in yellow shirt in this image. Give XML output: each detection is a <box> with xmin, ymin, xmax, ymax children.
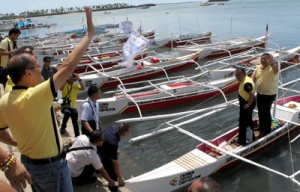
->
<box><xmin>0</xmin><ymin>28</ymin><xmax>20</xmax><ymax>87</ymax></box>
<box><xmin>60</xmin><ymin>73</ymin><xmax>85</xmax><ymax>136</ymax></box>
<box><xmin>235</xmin><ymin>67</ymin><xmax>255</xmax><ymax>144</ymax></box>
<box><xmin>0</xmin><ymin>7</ymin><xmax>95</xmax><ymax>191</ymax></box>
<box><xmin>252</xmin><ymin>53</ymin><xmax>279</xmax><ymax>136</ymax></box>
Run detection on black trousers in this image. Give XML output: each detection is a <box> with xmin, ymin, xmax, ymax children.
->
<box><xmin>75</xmin><ymin>164</ymin><xmax>95</xmax><ymax>180</ymax></box>
<box><xmin>257</xmin><ymin>93</ymin><xmax>276</xmax><ymax>134</ymax></box>
<box><xmin>61</xmin><ymin>108</ymin><xmax>80</xmax><ymax>137</ymax></box>
<box><xmin>102</xmin><ymin>160</ymin><xmax>118</xmax><ymax>192</ymax></box>
<box><xmin>0</xmin><ymin>67</ymin><xmax>7</xmax><ymax>87</ymax></box>
<box><xmin>238</xmin><ymin>95</ymin><xmax>256</xmax><ymax>144</ymax></box>
<box><xmin>81</xmin><ymin>120</ymin><xmax>96</xmax><ymax>137</ymax></box>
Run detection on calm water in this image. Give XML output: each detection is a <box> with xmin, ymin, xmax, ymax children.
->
<box><xmin>17</xmin><ymin>0</ymin><xmax>300</xmax><ymax>191</ymax></box>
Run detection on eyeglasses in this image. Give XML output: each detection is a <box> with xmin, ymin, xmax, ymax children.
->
<box><xmin>45</xmin><ymin>60</ymin><xmax>51</xmax><ymax>63</ymax></box>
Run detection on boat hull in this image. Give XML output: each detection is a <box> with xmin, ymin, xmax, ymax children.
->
<box><xmin>164</xmin><ymin>36</ymin><xmax>211</xmax><ymax>48</ymax></box>
<box><xmin>120</xmin><ymin>82</ymin><xmax>239</xmax><ymax>114</ymax></box>
<box><xmin>126</xmin><ymin>96</ymin><xmax>300</xmax><ymax>192</ymax></box>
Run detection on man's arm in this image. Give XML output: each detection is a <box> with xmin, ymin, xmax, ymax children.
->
<box><xmin>0</xmin><ymin>49</ymin><xmax>15</xmax><ymax>56</ymax></box>
<box><xmin>98</xmin><ymin>116</ymin><xmax>102</xmax><ymax>130</ymax></box>
<box><xmin>81</xmin><ymin>120</ymin><xmax>94</xmax><ymax>133</ymax></box>
<box><xmin>0</xmin><ymin>42</ymin><xmax>16</xmax><ymax>57</ymax></box>
<box><xmin>0</xmin><ymin>130</ymin><xmax>17</xmax><ymax>146</ymax></box>
<box><xmin>0</xmin><ymin>148</ymin><xmax>31</xmax><ymax>191</ymax></box>
<box><xmin>271</xmin><ymin>63</ymin><xmax>279</xmax><ymax>74</ymax></box>
<box><xmin>74</xmin><ymin>74</ymin><xmax>85</xmax><ymax>91</ymax></box>
<box><xmin>112</xmin><ymin>159</ymin><xmax>125</xmax><ymax>187</ymax></box>
<box><xmin>0</xmin><ymin>180</ymin><xmax>16</xmax><ymax>192</ymax></box>
<box><xmin>251</xmin><ymin>71</ymin><xmax>256</xmax><ymax>82</ymax></box>
<box><xmin>244</xmin><ymin>91</ymin><xmax>255</xmax><ymax>109</ymax></box>
<box><xmin>97</xmin><ymin>167</ymin><xmax>115</xmax><ymax>187</ymax></box>
<box><xmin>53</xmin><ymin>7</ymin><xmax>95</xmax><ymax>91</ymax></box>
<box><xmin>243</xmin><ymin>83</ymin><xmax>255</xmax><ymax>109</ymax></box>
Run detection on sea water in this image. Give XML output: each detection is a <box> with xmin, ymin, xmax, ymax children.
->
<box><xmin>18</xmin><ymin>0</ymin><xmax>300</xmax><ymax>191</ymax></box>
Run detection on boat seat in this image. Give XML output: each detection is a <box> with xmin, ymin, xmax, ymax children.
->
<box><xmin>219</xmin><ymin>141</ymin><xmax>227</xmax><ymax>148</ymax></box>
<box><xmin>160</xmin><ymin>85</ymin><xmax>172</xmax><ymax>90</ymax></box>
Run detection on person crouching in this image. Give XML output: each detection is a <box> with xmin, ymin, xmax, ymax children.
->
<box><xmin>66</xmin><ymin>130</ymin><xmax>115</xmax><ymax>187</ymax></box>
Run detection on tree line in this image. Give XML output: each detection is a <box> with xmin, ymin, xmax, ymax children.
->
<box><xmin>0</xmin><ymin>3</ymin><xmax>138</xmax><ymax>20</ymax></box>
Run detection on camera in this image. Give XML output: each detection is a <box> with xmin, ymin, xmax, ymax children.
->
<box><xmin>62</xmin><ymin>98</ymin><xmax>71</xmax><ymax>106</ymax></box>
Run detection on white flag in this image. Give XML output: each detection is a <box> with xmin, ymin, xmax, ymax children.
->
<box><xmin>119</xmin><ymin>21</ymin><xmax>133</xmax><ymax>34</ymax></box>
<box><xmin>120</xmin><ymin>31</ymin><xmax>150</xmax><ymax>68</ymax></box>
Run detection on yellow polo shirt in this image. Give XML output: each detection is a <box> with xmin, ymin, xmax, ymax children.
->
<box><xmin>253</xmin><ymin>65</ymin><xmax>278</xmax><ymax>95</ymax></box>
<box><xmin>238</xmin><ymin>76</ymin><xmax>255</xmax><ymax>101</ymax></box>
<box><xmin>0</xmin><ymin>78</ymin><xmax>63</xmax><ymax>159</ymax></box>
<box><xmin>0</xmin><ymin>38</ymin><xmax>13</xmax><ymax>68</ymax></box>
<box><xmin>4</xmin><ymin>76</ymin><xmax>14</xmax><ymax>93</ymax></box>
<box><xmin>62</xmin><ymin>83</ymin><xmax>81</xmax><ymax>109</ymax></box>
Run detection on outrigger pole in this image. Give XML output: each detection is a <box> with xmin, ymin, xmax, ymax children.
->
<box><xmin>117</xmin><ymin>83</ymin><xmax>232</xmax><ymax>124</ymax></box>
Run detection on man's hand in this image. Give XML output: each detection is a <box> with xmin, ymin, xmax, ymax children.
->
<box><xmin>5</xmin><ymin>161</ymin><xmax>32</xmax><ymax>191</ymax></box>
<box><xmin>243</xmin><ymin>103</ymin><xmax>249</xmax><ymax>109</ymax></box>
<box><xmin>118</xmin><ymin>177</ymin><xmax>125</xmax><ymax>187</ymax></box>
<box><xmin>84</xmin><ymin>6</ymin><xmax>95</xmax><ymax>37</ymax></box>
<box><xmin>108</xmin><ymin>180</ymin><xmax>115</xmax><ymax>187</ymax></box>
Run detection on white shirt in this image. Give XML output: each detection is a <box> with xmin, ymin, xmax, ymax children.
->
<box><xmin>66</xmin><ymin>135</ymin><xmax>103</xmax><ymax>177</ymax></box>
<box><xmin>81</xmin><ymin>97</ymin><xmax>100</xmax><ymax>130</ymax></box>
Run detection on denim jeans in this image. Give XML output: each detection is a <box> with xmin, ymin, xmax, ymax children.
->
<box><xmin>21</xmin><ymin>155</ymin><xmax>73</xmax><ymax>192</ymax></box>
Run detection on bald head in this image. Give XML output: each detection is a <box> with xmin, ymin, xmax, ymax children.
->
<box><xmin>187</xmin><ymin>177</ymin><xmax>223</xmax><ymax>192</ymax></box>
<box><xmin>7</xmin><ymin>53</ymin><xmax>36</xmax><ymax>84</ymax></box>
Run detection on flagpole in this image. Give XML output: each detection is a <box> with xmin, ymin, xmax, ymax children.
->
<box><xmin>178</xmin><ymin>15</ymin><xmax>182</xmax><ymax>35</ymax></box>
<box><xmin>230</xmin><ymin>17</ymin><xmax>232</xmax><ymax>43</ymax></box>
<box><xmin>197</xmin><ymin>17</ymin><xmax>200</xmax><ymax>33</ymax></box>
<box><xmin>113</xmin><ymin>16</ymin><xmax>116</xmax><ymax>34</ymax></box>
<box><xmin>265</xmin><ymin>23</ymin><xmax>269</xmax><ymax>41</ymax></box>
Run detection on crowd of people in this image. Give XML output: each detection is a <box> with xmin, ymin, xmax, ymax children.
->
<box><xmin>0</xmin><ymin>5</ymin><xmax>280</xmax><ymax>192</ymax></box>
<box><xmin>0</xmin><ymin>7</ymin><xmax>132</xmax><ymax>192</ymax></box>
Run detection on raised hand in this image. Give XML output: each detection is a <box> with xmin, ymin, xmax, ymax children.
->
<box><xmin>84</xmin><ymin>6</ymin><xmax>95</xmax><ymax>37</ymax></box>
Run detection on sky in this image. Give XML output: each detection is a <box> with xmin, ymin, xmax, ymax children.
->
<box><xmin>0</xmin><ymin>0</ymin><xmax>195</xmax><ymax>15</ymax></box>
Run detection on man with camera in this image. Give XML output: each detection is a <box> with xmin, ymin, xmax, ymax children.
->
<box><xmin>60</xmin><ymin>73</ymin><xmax>85</xmax><ymax>136</ymax></box>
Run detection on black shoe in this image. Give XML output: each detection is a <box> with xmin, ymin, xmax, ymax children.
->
<box><xmin>236</xmin><ymin>140</ymin><xmax>246</xmax><ymax>146</ymax></box>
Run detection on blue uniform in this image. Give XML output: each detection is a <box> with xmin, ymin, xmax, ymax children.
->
<box><xmin>98</xmin><ymin>124</ymin><xmax>120</xmax><ymax>192</ymax></box>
